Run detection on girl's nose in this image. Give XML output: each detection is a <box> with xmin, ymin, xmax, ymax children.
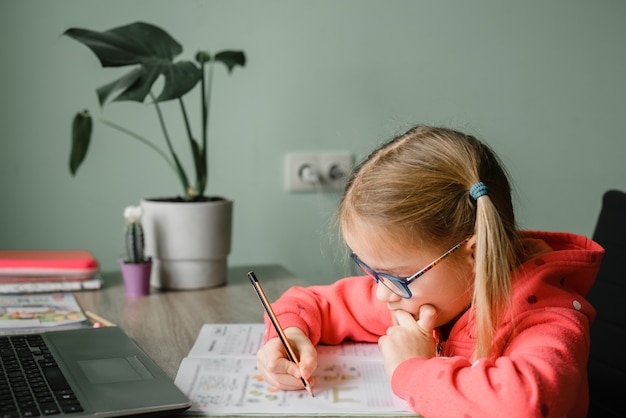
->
<box><xmin>375</xmin><ymin>281</ymin><xmax>403</xmax><ymax>302</ymax></box>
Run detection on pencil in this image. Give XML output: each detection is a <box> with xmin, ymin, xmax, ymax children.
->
<box><xmin>84</xmin><ymin>310</ymin><xmax>116</xmax><ymax>327</ymax></box>
<box><xmin>247</xmin><ymin>271</ymin><xmax>314</xmax><ymax>397</ymax></box>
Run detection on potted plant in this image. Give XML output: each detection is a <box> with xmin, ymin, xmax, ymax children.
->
<box><xmin>64</xmin><ymin>21</ymin><xmax>246</xmax><ymax>289</ymax></box>
<box><xmin>120</xmin><ymin>205</ymin><xmax>151</xmax><ymax>298</ymax></box>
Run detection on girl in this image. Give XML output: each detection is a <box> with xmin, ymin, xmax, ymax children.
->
<box><xmin>256</xmin><ymin>125</ymin><xmax>602</xmax><ymax>418</ymax></box>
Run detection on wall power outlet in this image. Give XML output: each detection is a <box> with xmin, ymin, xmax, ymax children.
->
<box><xmin>285</xmin><ymin>152</ymin><xmax>353</xmax><ymax>192</ymax></box>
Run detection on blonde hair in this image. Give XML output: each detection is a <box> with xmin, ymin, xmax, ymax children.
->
<box><xmin>339</xmin><ymin>125</ymin><xmax>520</xmax><ymax>359</ymax></box>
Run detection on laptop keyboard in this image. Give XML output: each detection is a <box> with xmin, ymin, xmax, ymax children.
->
<box><xmin>0</xmin><ymin>334</ymin><xmax>83</xmax><ymax>417</ymax></box>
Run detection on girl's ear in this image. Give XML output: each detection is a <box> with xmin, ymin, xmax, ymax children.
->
<box><xmin>466</xmin><ymin>234</ymin><xmax>478</xmax><ymax>255</ymax></box>
<box><xmin>464</xmin><ymin>235</ymin><xmax>478</xmax><ymax>267</ymax></box>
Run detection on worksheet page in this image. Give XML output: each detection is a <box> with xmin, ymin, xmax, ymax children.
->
<box><xmin>175</xmin><ymin>323</ymin><xmax>414</xmax><ymax>416</ymax></box>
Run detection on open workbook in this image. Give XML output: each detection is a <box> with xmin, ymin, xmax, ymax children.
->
<box><xmin>0</xmin><ymin>293</ymin><xmax>88</xmax><ymax>334</ymax></box>
<box><xmin>174</xmin><ymin>323</ymin><xmax>415</xmax><ymax>416</ymax></box>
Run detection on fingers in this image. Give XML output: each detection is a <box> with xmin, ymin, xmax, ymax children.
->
<box><xmin>392</xmin><ymin>310</ymin><xmax>399</xmax><ymax>326</ymax></box>
<box><xmin>392</xmin><ymin>305</ymin><xmax>437</xmax><ymax>335</ymax></box>
<box><xmin>261</xmin><ymin>360</ymin><xmax>308</xmax><ymax>390</ymax></box>
<box><xmin>256</xmin><ymin>338</ymin><xmax>303</xmax><ymax>390</ymax></box>
<box><xmin>393</xmin><ymin>309</ymin><xmax>416</xmax><ymax>327</ymax></box>
<box><xmin>283</xmin><ymin>327</ymin><xmax>317</xmax><ymax>380</ymax></box>
<box><xmin>256</xmin><ymin>331</ymin><xmax>317</xmax><ymax>391</ymax></box>
<box><xmin>379</xmin><ymin>305</ymin><xmax>439</xmax><ymax>374</ymax></box>
<box><xmin>416</xmin><ymin>304</ymin><xmax>438</xmax><ymax>335</ymax></box>
<box><xmin>296</xmin><ymin>339</ymin><xmax>317</xmax><ymax>380</ymax></box>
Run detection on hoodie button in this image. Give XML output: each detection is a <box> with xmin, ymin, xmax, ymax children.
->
<box><xmin>573</xmin><ymin>300</ymin><xmax>582</xmax><ymax>310</ymax></box>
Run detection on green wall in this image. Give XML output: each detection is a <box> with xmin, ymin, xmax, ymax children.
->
<box><xmin>1</xmin><ymin>0</ymin><xmax>625</xmax><ymax>284</ymax></box>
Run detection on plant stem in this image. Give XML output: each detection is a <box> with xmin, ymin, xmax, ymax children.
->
<box><xmin>151</xmin><ymin>93</ymin><xmax>177</xmax><ymax>162</ymax></box>
<box><xmin>201</xmin><ymin>61</ymin><xmax>207</xmax><ymax>149</ymax></box>
<box><xmin>99</xmin><ymin>119</ymin><xmax>176</xmax><ymax>172</ymax></box>
<box><xmin>197</xmin><ymin>60</ymin><xmax>214</xmax><ymax>197</ymax></box>
<box><xmin>203</xmin><ymin>61</ymin><xmax>215</xmax><ymax>154</ymax></box>
<box><xmin>179</xmin><ymin>98</ymin><xmax>195</xmax><ymax>149</ymax></box>
<box><xmin>151</xmin><ymin>93</ymin><xmax>191</xmax><ymax>198</ymax></box>
<box><xmin>179</xmin><ymin>98</ymin><xmax>205</xmax><ymax>198</ymax></box>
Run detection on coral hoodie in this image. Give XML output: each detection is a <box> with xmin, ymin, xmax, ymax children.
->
<box><xmin>265</xmin><ymin>231</ymin><xmax>603</xmax><ymax>418</ymax></box>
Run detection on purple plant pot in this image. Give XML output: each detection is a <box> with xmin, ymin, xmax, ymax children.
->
<box><xmin>119</xmin><ymin>259</ymin><xmax>152</xmax><ymax>298</ymax></box>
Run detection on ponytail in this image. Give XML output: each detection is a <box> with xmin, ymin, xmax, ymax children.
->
<box><xmin>471</xmin><ymin>184</ymin><xmax>517</xmax><ymax>358</ymax></box>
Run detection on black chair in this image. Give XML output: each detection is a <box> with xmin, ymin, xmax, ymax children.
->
<box><xmin>586</xmin><ymin>189</ymin><xmax>626</xmax><ymax>417</ymax></box>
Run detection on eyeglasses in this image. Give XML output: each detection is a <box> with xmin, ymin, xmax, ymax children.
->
<box><xmin>350</xmin><ymin>237</ymin><xmax>471</xmax><ymax>299</ymax></box>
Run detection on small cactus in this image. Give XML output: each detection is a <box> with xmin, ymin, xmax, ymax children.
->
<box><xmin>123</xmin><ymin>206</ymin><xmax>149</xmax><ymax>264</ymax></box>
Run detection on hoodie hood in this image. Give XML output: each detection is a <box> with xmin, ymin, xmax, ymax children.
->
<box><xmin>518</xmin><ymin>230</ymin><xmax>604</xmax><ymax>297</ymax></box>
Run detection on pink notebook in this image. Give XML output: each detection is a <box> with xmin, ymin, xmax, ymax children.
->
<box><xmin>0</xmin><ymin>250</ymin><xmax>99</xmax><ymax>280</ymax></box>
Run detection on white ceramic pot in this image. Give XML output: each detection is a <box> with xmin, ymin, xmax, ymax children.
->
<box><xmin>141</xmin><ymin>198</ymin><xmax>233</xmax><ymax>289</ymax></box>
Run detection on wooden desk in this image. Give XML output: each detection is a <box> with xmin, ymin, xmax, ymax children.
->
<box><xmin>74</xmin><ymin>264</ymin><xmax>306</xmax><ymax>380</ymax></box>
<box><xmin>74</xmin><ymin>265</ymin><xmax>418</xmax><ymax>418</ymax></box>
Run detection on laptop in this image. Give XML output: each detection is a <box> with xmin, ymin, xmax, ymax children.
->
<box><xmin>0</xmin><ymin>326</ymin><xmax>191</xmax><ymax>417</ymax></box>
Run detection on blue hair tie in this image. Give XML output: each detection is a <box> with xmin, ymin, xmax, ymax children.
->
<box><xmin>470</xmin><ymin>182</ymin><xmax>488</xmax><ymax>200</ymax></box>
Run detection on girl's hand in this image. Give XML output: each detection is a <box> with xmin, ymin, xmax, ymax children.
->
<box><xmin>378</xmin><ymin>304</ymin><xmax>438</xmax><ymax>378</ymax></box>
<box><xmin>256</xmin><ymin>327</ymin><xmax>317</xmax><ymax>391</ymax></box>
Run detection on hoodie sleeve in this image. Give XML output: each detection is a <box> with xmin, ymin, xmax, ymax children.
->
<box><xmin>263</xmin><ymin>276</ymin><xmax>392</xmax><ymax>345</ymax></box>
<box><xmin>391</xmin><ymin>305</ymin><xmax>592</xmax><ymax>418</ymax></box>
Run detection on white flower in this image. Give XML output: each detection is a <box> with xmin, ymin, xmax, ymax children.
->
<box><xmin>123</xmin><ymin>205</ymin><xmax>143</xmax><ymax>223</ymax></box>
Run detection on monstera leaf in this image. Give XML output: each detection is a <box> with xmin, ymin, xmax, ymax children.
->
<box><xmin>64</xmin><ymin>22</ymin><xmax>201</xmax><ymax>105</ymax></box>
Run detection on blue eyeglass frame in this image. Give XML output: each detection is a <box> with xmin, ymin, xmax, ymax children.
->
<box><xmin>350</xmin><ymin>237</ymin><xmax>471</xmax><ymax>299</ymax></box>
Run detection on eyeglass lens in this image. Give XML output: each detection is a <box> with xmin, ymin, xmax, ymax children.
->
<box><xmin>354</xmin><ymin>256</ymin><xmax>409</xmax><ymax>298</ymax></box>
<box><xmin>378</xmin><ymin>275</ymin><xmax>409</xmax><ymax>298</ymax></box>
